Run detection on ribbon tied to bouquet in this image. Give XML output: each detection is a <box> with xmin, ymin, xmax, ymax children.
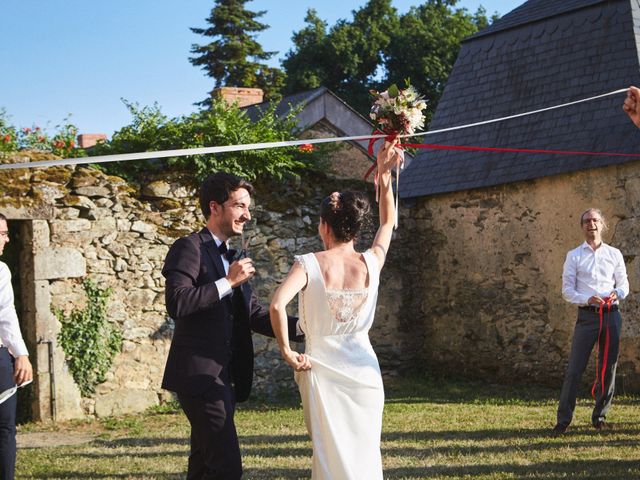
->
<box><xmin>365</xmin><ymin>130</ymin><xmax>405</xmax><ymax>228</ymax></box>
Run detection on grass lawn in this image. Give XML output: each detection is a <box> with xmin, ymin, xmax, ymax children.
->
<box><xmin>15</xmin><ymin>376</ymin><xmax>640</xmax><ymax>479</ymax></box>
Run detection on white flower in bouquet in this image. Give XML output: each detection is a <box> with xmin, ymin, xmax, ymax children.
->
<box><xmin>369</xmin><ymin>81</ymin><xmax>427</xmax><ymax>135</ymax></box>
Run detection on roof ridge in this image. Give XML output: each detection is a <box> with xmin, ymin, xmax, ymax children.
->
<box><xmin>467</xmin><ymin>0</ymin><xmax>609</xmax><ymax>41</ymax></box>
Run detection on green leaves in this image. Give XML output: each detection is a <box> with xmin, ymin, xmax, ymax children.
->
<box><xmin>283</xmin><ymin>0</ymin><xmax>495</xmax><ymax>124</ymax></box>
<box><xmin>90</xmin><ymin>96</ymin><xmax>318</xmax><ymax>183</ymax></box>
<box><xmin>0</xmin><ymin>110</ymin><xmax>86</xmax><ymax>158</ymax></box>
<box><xmin>387</xmin><ymin>84</ymin><xmax>399</xmax><ymax>98</ymax></box>
<box><xmin>56</xmin><ymin>279</ymin><xmax>122</xmax><ymax>397</ymax></box>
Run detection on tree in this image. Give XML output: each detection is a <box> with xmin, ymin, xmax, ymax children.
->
<box><xmin>283</xmin><ymin>0</ymin><xmax>495</xmax><ymax>124</ymax></box>
<box><xmin>281</xmin><ymin>10</ymin><xmax>329</xmax><ymax>93</ymax></box>
<box><xmin>283</xmin><ymin>0</ymin><xmax>398</xmax><ymax>114</ymax></box>
<box><xmin>190</xmin><ymin>0</ymin><xmax>285</xmax><ymax>104</ymax></box>
<box><xmin>385</xmin><ymin>1</ymin><xmax>494</xmax><ymax>124</ymax></box>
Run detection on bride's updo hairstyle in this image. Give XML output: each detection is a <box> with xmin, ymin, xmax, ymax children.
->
<box><xmin>320</xmin><ymin>191</ymin><xmax>371</xmax><ymax>243</ymax></box>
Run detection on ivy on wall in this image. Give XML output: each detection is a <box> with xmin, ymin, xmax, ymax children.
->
<box><xmin>55</xmin><ymin>279</ymin><xmax>123</xmax><ymax>397</ymax></box>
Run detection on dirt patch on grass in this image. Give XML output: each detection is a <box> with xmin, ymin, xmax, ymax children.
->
<box><xmin>17</xmin><ymin>431</ymin><xmax>95</xmax><ymax>449</ymax></box>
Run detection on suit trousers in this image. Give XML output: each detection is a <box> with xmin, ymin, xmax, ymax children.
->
<box><xmin>556</xmin><ymin>308</ymin><xmax>622</xmax><ymax>427</ymax></box>
<box><xmin>0</xmin><ymin>347</ymin><xmax>16</xmax><ymax>480</ymax></box>
<box><xmin>177</xmin><ymin>370</ymin><xmax>242</xmax><ymax>480</ymax></box>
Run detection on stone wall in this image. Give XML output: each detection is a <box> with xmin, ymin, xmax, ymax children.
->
<box><xmin>388</xmin><ymin>161</ymin><xmax>640</xmax><ymax>392</ymax></box>
<box><xmin>5</xmin><ymin>149</ymin><xmax>639</xmax><ymax>421</ymax></box>
<box><xmin>1</xmin><ymin>154</ymin><xmax>400</xmax><ymax>419</ymax></box>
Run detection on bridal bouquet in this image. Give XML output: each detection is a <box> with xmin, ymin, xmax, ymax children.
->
<box><xmin>367</xmin><ymin>82</ymin><xmax>427</xmax><ymax>228</ymax></box>
<box><xmin>369</xmin><ymin>82</ymin><xmax>427</xmax><ymax>136</ymax></box>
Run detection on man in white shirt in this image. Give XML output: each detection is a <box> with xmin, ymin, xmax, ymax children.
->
<box><xmin>553</xmin><ymin>208</ymin><xmax>629</xmax><ymax>435</ymax></box>
<box><xmin>0</xmin><ymin>213</ymin><xmax>33</xmax><ymax>478</ymax></box>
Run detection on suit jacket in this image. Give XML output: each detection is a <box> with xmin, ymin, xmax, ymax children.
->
<box><xmin>161</xmin><ymin>228</ymin><xmax>298</xmax><ymax>402</ymax></box>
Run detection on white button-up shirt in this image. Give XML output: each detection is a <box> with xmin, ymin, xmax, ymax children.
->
<box><xmin>0</xmin><ymin>261</ymin><xmax>29</xmax><ymax>356</ymax></box>
<box><xmin>562</xmin><ymin>242</ymin><xmax>629</xmax><ymax>306</ymax></box>
<box><xmin>208</xmin><ymin>230</ymin><xmax>233</xmax><ymax>300</ymax></box>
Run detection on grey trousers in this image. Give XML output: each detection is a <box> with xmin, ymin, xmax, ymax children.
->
<box><xmin>556</xmin><ymin>308</ymin><xmax>622</xmax><ymax>427</ymax></box>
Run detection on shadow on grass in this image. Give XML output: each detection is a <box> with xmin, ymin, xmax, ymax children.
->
<box><xmin>383</xmin><ymin>375</ymin><xmax>640</xmax><ymax>410</ymax></box>
<box><xmin>24</xmin><ymin>425</ymin><xmax>640</xmax><ymax>479</ymax></box>
<box><xmin>21</xmin><ymin>474</ymin><xmax>185</xmax><ymax>479</ymax></box>
<box><xmin>69</xmin><ymin>434</ymin><xmax>312</xmax><ymax>460</ymax></box>
<box><xmin>384</xmin><ymin>458</ymin><xmax>640</xmax><ymax>479</ymax></box>
<box><xmin>151</xmin><ymin>375</ymin><xmax>640</xmax><ymax>413</ymax></box>
<box><xmin>24</xmin><ymin>460</ymin><xmax>640</xmax><ymax>480</ymax></box>
<box><xmin>382</xmin><ymin>423</ymin><xmax>640</xmax><ymax>442</ymax></box>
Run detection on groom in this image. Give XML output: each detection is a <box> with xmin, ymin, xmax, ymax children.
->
<box><xmin>162</xmin><ymin>172</ymin><xmax>301</xmax><ymax>479</ymax></box>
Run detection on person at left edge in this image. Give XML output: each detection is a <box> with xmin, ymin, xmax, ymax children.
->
<box><xmin>0</xmin><ymin>212</ymin><xmax>33</xmax><ymax>480</ymax></box>
<box><xmin>161</xmin><ymin>172</ymin><xmax>306</xmax><ymax>480</ymax></box>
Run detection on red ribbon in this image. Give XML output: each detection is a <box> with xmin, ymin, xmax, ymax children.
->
<box><xmin>366</xmin><ymin>131</ymin><xmax>405</xmax><ymax>228</ymax></box>
<box><xmin>364</xmin><ymin>141</ymin><xmax>640</xmax><ymax>181</ymax></box>
<box><xmin>365</xmin><ymin>130</ymin><xmax>400</xmax><ymax>182</ymax></box>
<box><xmin>591</xmin><ymin>296</ymin><xmax>614</xmax><ymax>399</ymax></box>
<box><xmin>397</xmin><ymin>143</ymin><xmax>640</xmax><ymax>158</ymax></box>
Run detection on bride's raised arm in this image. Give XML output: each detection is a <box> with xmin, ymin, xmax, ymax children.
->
<box><xmin>371</xmin><ymin>139</ymin><xmax>401</xmax><ymax>268</ymax></box>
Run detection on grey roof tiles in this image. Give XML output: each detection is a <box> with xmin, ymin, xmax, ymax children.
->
<box><xmin>400</xmin><ymin>0</ymin><xmax>640</xmax><ymax>199</ymax></box>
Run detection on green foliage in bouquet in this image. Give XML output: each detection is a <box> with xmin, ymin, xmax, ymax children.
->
<box><xmin>369</xmin><ymin>80</ymin><xmax>427</xmax><ymax>135</ymax></box>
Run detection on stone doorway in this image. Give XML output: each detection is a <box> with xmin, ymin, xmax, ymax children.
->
<box><xmin>4</xmin><ymin>219</ymin><xmax>32</xmax><ymax>423</ymax></box>
<box><xmin>2</xmin><ymin>217</ymin><xmax>85</xmax><ymax>422</ymax></box>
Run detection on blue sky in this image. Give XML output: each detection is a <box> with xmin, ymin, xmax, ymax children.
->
<box><xmin>0</xmin><ymin>0</ymin><xmax>522</xmax><ymax>137</ymax></box>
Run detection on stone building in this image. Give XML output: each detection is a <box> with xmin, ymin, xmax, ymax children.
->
<box><xmin>398</xmin><ymin>0</ymin><xmax>640</xmax><ymax>390</ymax></box>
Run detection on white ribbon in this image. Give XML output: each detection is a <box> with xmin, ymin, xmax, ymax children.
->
<box><xmin>0</xmin><ymin>88</ymin><xmax>628</xmax><ymax>171</ymax></box>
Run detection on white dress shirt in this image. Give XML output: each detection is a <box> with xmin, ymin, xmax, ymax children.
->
<box><xmin>208</xmin><ymin>230</ymin><xmax>303</xmax><ymax>337</ymax></box>
<box><xmin>0</xmin><ymin>261</ymin><xmax>29</xmax><ymax>357</ymax></box>
<box><xmin>562</xmin><ymin>241</ymin><xmax>629</xmax><ymax>306</ymax></box>
<box><xmin>208</xmin><ymin>230</ymin><xmax>233</xmax><ymax>300</ymax></box>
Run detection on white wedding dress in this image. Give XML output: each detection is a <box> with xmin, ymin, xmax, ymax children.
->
<box><xmin>294</xmin><ymin>251</ymin><xmax>384</xmax><ymax>480</ymax></box>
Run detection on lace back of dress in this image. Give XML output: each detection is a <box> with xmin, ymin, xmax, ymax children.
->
<box><xmin>325</xmin><ymin>289</ymin><xmax>368</xmax><ymax>323</ymax></box>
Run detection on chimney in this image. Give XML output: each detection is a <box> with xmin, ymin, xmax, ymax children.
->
<box><xmin>77</xmin><ymin>133</ymin><xmax>107</xmax><ymax>149</ymax></box>
<box><xmin>214</xmin><ymin>87</ymin><xmax>264</xmax><ymax>107</ymax></box>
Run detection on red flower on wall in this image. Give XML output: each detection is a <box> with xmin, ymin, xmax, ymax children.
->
<box><xmin>299</xmin><ymin>143</ymin><xmax>314</xmax><ymax>153</ymax></box>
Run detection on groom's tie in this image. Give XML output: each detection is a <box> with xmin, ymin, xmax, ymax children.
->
<box><xmin>217</xmin><ymin>242</ymin><xmax>237</xmax><ymax>262</ymax></box>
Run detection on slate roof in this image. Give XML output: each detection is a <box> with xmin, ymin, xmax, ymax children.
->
<box><xmin>400</xmin><ymin>0</ymin><xmax>640</xmax><ymax>199</ymax></box>
<box><xmin>469</xmin><ymin>0</ymin><xmax>607</xmax><ymax>39</ymax></box>
<box><xmin>243</xmin><ymin>87</ymin><xmax>328</xmax><ymax>123</ymax></box>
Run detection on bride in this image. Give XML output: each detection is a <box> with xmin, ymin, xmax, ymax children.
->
<box><xmin>270</xmin><ymin>139</ymin><xmax>400</xmax><ymax>479</ymax></box>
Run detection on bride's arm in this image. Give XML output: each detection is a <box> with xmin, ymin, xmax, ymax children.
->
<box><xmin>270</xmin><ymin>262</ymin><xmax>311</xmax><ymax>371</ymax></box>
<box><xmin>371</xmin><ymin>139</ymin><xmax>401</xmax><ymax>267</ymax></box>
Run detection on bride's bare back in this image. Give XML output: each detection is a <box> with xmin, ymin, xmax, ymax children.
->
<box><xmin>313</xmin><ymin>249</ymin><xmax>370</xmax><ymax>291</ymax></box>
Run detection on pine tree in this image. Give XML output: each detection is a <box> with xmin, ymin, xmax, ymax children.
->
<box><xmin>190</xmin><ymin>0</ymin><xmax>284</xmax><ymax>105</ymax></box>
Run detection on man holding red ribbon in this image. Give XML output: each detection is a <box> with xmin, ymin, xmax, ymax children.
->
<box><xmin>553</xmin><ymin>208</ymin><xmax>629</xmax><ymax>435</ymax></box>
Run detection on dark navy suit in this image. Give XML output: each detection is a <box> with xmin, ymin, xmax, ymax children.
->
<box><xmin>162</xmin><ymin>228</ymin><xmax>298</xmax><ymax>479</ymax></box>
